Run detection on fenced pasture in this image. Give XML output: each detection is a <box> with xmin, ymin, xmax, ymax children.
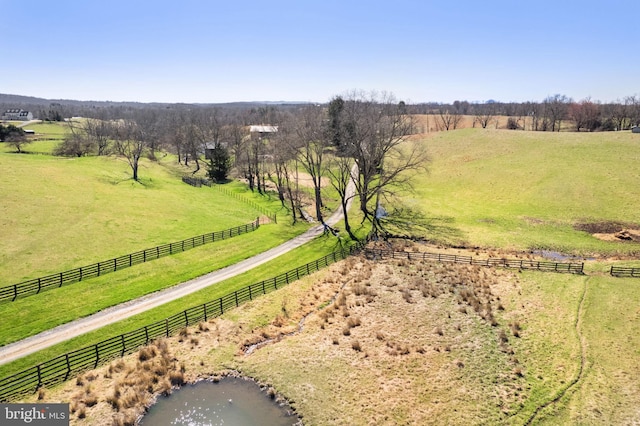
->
<box><xmin>0</xmin><ymin>153</ymin><xmax>281</xmax><ymax>285</ymax></box>
<box><xmin>0</xmin><ymin>244</ymin><xmax>362</xmax><ymax>402</ymax></box>
<box><xmin>0</xmin><ymin>220</ymin><xmax>260</xmax><ymax>303</ymax></box>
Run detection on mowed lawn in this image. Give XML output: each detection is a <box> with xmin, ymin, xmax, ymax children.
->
<box><xmin>0</xmin><ymin>152</ymin><xmax>285</xmax><ymax>285</ymax></box>
<box><xmin>410</xmin><ymin>128</ymin><xmax>640</xmax><ymax>256</ymax></box>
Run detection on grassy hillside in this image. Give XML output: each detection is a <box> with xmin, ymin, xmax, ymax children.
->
<box><xmin>410</xmin><ymin>128</ymin><xmax>640</xmax><ymax>256</ymax></box>
<box><xmin>0</xmin><ymin>151</ymin><xmax>285</xmax><ymax>285</ymax></box>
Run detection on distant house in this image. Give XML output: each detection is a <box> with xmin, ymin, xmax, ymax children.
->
<box><xmin>1</xmin><ymin>109</ymin><xmax>33</xmax><ymax>121</ymax></box>
<box><xmin>632</xmin><ymin>126</ymin><xmax>640</xmax><ymax>134</ymax></box>
<box><xmin>250</xmin><ymin>125</ymin><xmax>278</xmax><ymax>138</ymax></box>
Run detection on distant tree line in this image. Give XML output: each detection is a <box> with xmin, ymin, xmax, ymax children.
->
<box><xmin>3</xmin><ymin>92</ymin><xmax>640</xmax><ymax>133</ymax></box>
<box><xmin>405</xmin><ymin>94</ymin><xmax>640</xmax><ymax>132</ymax></box>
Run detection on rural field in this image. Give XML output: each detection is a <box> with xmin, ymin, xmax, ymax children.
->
<box><xmin>3</xmin><ymin>125</ymin><xmax>640</xmax><ymax>425</ymax></box>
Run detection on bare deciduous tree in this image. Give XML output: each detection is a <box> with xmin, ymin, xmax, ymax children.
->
<box><xmin>334</xmin><ymin>91</ymin><xmax>430</xmax><ymax>238</ymax></box>
<box><xmin>473</xmin><ymin>103</ymin><xmax>496</xmax><ymax>129</ymax></box>
<box><xmin>435</xmin><ymin>108</ymin><xmax>463</xmax><ymax>131</ymax></box>
<box><xmin>287</xmin><ymin>105</ymin><xmax>328</xmax><ymax>223</ymax></box>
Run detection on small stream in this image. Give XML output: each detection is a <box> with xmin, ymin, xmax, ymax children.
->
<box><xmin>139</xmin><ymin>377</ymin><xmax>299</xmax><ymax>425</ymax></box>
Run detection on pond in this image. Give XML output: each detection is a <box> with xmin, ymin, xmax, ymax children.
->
<box><xmin>139</xmin><ymin>377</ymin><xmax>299</xmax><ymax>426</ymax></box>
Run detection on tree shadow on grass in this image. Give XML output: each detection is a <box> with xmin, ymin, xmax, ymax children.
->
<box><xmin>379</xmin><ymin>207</ymin><xmax>467</xmax><ymax>246</ymax></box>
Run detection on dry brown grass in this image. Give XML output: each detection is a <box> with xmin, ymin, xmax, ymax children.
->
<box><xmin>26</xmin><ymin>242</ymin><xmax>532</xmax><ymax>425</ymax></box>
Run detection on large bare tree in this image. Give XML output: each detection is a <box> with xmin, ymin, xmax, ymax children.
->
<box><xmin>112</xmin><ymin>110</ymin><xmax>159</xmax><ymax>181</ymax></box>
<box><xmin>333</xmin><ymin>91</ymin><xmax>429</xmax><ymax>238</ymax></box>
<box><xmin>285</xmin><ymin>105</ymin><xmax>328</xmax><ymax>223</ymax></box>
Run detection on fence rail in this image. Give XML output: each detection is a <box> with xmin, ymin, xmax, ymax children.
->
<box><xmin>212</xmin><ymin>185</ymin><xmax>278</xmax><ymax>224</ymax></box>
<box><xmin>0</xmin><ymin>243</ymin><xmax>364</xmax><ymax>402</ymax></box>
<box><xmin>363</xmin><ymin>249</ymin><xmax>585</xmax><ymax>274</ymax></box>
<box><xmin>181</xmin><ymin>175</ymin><xmax>212</xmax><ymax>187</ymax></box>
<box><xmin>610</xmin><ymin>266</ymin><xmax>640</xmax><ymax>277</ymax></box>
<box><xmin>0</xmin><ymin>220</ymin><xmax>260</xmax><ymax>304</ymax></box>
<box><xmin>182</xmin><ymin>177</ymin><xmax>278</xmax><ymax>223</ymax></box>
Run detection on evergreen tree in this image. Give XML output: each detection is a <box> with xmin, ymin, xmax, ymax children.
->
<box><xmin>207</xmin><ymin>143</ymin><xmax>231</xmax><ymax>182</ymax></box>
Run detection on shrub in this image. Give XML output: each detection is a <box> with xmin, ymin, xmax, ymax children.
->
<box><xmin>138</xmin><ymin>346</ymin><xmax>157</xmax><ymax>362</ymax></box>
<box><xmin>83</xmin><ymin>394</ymin><xmax>98</xmax><ymax>407</ymax></box>
<box><xmin>347</xmin><ymin>316</ymin><xmax>361</xmax><ymax>328</ymax></box>
<box><xmin>170</xmin><ymin>370</ymin><xmax>185</xmax><ymax>386</ymax></box>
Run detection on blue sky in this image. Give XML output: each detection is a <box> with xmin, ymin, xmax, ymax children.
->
<box><xmin>2</xmin><ymin>0</ymin><xmax>638</xmax><ymax>104</ymax></box>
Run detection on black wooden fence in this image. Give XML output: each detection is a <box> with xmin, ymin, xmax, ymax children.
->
<box><xmin>363</xmin><ymin>249</ymin><xmax>585</xmax><ymax>274</ymax></box>
<box><xmin>610</xmin><ymin>266</ymin><xmax>640</xmax><ymax>277</ymax></box>
<box><xmin>0</xmin><ymin>243</ymin><xmax>363</xmax><ymax>402</ymax></box>
<box><xmin>212</xmin><ymin>185</ymin><xmax>278</xmax><ymax>224</ymax></box>
<box><xmin>181</xmin><ymin>176</ymin><xmax>212</xmax><ymax>187</ymax></box>
<box><xmin>182</xmin><ymin>177</ymin><xmax>278</xmax><ymax>223</ymax></box>
<box><xmin>0</xmin><ymin>220</ymin><xmax>260</xmax><ymax>304</ymax></box>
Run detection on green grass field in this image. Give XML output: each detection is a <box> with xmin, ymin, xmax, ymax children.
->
<box><xmin>0</xmin><ymin>151</ymin><xmax>286</xmax><ymax>284</ymax></box>
<box><xmin>411</xmin><ymin>128</ymin><xmax>640</xmax><ymax>256</ymax></box>
<box><xmin>3</xmin><ymin>125</ymin><xmax>640</xmax><ymax>424</ymax></box>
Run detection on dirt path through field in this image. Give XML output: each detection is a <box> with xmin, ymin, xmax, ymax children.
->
<box><xmin>0</xmin><ymin>169</ymin><xmax>357</xmax><ymax>366</ymax></box>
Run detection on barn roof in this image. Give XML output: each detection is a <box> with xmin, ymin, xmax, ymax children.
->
<box><xmin>249</xmin><ymin>125</ymin><xmax>278</xmax><ymax>133</ymax></box>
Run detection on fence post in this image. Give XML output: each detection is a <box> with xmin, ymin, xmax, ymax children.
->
<box><xmin>59</xmin><ymin>272</ymin><xmax>63</xmax><ymax>287</ymax></box>
<box><xmin>94</xmin><ymin>344</ymin><xmax>100</xmax><ymax>368</ymax></box>
<box><xmin>37</xmin><ymin>278</ymin><xmax>41</xmax><ymax>294</ymax></box>
<box><xmin>129</xmin><ymin>254</ymin><xmax>132</xmax><ymax>267</ymax></box>
<box><xmin>165</xmin><ymin>319</ymin><xmax>169</xmax><ymax>337</ymax></box>
<box><xmin>235</xmin><ymin>291</ymin><xmax>238</xmax><ymax>307</ymax></box>
<box><xmin>79</xmin><ymin>267</ymin><xmax>83</xmax><ymax>281</ymax></box>
<box><xmin>97</xmin><ymin>262</ymin><xmax>101</xmax><ymax>276</ymax></box>
<box><xmin>219</xmin><ymin>298</ymin><xmax>223</xmax><ymax>314</ymax></box>
<box><xmin>12</xmin><ymin>284</ymin><xmax>18</xmax><ymax>301</ymax></box>
<box><xmin>184</xmin><ymin>311</ymin><xmax>189</xmax><ymax>327</ymax></box>
<box><xmin>37</xmin><ymin>364</ymin><xmax>42</xmax><ymax>389</ymax></box>
<box><xmin>274</xmin><ymin>276</ymin><xmax>278</xmax><ymax>289</ymax></box>
<box><xmin>121</xmin><ymin>335</ymin><xmax>126</xmax><ymax>356</ymax></box>
<box><xmin>144</xmin><ymin>326</ymin><xmax>149</xmax><ymax>344</ymax></box>
<box><xmin>61</xmin><ymin>353</ymin><xmax>71</xmax><ymax>380</ymax></box>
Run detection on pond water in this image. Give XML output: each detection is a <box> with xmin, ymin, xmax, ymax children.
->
<box><xmin>532</xmin><ymin>250</ymin><xmax>594</xmax><ymax>261</ymax></box>
<box><xmin>139</xmin><ymin>377</ymin><xmax>299</xmax><ymax>426</ymax></box>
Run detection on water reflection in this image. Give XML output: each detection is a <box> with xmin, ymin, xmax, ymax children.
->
<box><xmin>139</xmin><ymin>377</ymin><xmax>299</xmax><ymax>425</ymax></box>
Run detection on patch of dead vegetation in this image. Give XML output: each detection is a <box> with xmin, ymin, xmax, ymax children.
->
<box><xmin>234</xmin><ymin>245</ymin><xmax>528</xmax><ymax>424</ymax></box>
